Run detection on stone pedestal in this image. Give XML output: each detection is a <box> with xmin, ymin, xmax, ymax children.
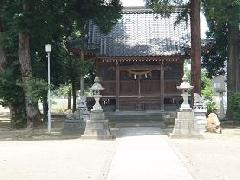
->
<box><xmin>82</xmin><ymin>111</ymin><xmax>114</xmax><ymax>140</ymax></box>
<box><xmin>194</xmin><ymin>108</ymin><xmax>207</xmax><ymax>133</ymax></box>
<box><xmin>63</xmin><ymin>109</ymin><xmax>86</xmax><ymax>135</ymax></box>
<box><xmin>63</xmin><ymin>95</ymin><xmax>90</xmax><ymax>134</ymax></box>
<box><xmin>170</xmin><ymin>110</ymin><xmax>202</xmax><ymax>138</ymax></box>
<box><xmin>78</xmin><ymin>96</ymin><xmax>90</xmax><ymax>121</ymax></box>
<box><xmin>193</xmin><ymin>93</ymin><xmax>207</xmax><ymax>134</ymax></box>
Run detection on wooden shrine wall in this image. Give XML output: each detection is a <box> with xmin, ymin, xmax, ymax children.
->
<box><xmin>96</xmin><ymin>60</ymin><xmax>184</xmax><ymax>111</ymax></box>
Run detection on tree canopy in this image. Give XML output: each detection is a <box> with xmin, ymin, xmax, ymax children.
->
<box><xmin>0</xmin><ymin>0</ymin><xmax>122</xmax><ymax>127</ymax></box>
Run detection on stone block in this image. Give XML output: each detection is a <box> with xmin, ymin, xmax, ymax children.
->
<box><xmin>170</xmin><ymin>111</ymin><xmax>202</xmax><ymax>138</ymax></box>
<box><xmin>82</xmin><ymin>111</ymin><xmax>115</xmax><ymax>140</ymax></box>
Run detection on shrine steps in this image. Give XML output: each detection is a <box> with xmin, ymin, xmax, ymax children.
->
<box><xmin>105</xmin><ymin>111</ymin><xmax>176</xmax><ymax>127</ymax></box>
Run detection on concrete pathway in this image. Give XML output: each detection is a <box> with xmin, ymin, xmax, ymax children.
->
<box><xmin>0</xmin><ymin>139</ymin><xmax>116</xmax><ymax>180</ymax></box>
<box><xmin>107</xmin><ymin>127</ymin><xmax>194</xmax><ymax>180</ymax></box>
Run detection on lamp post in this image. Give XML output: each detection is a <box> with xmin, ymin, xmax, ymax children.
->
<box><xmin>45</xmin><ymin>44</ymin><xmax>51</xmax><ymax>133</ymax></box>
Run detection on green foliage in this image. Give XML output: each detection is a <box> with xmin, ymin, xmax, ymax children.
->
<box><xmin>17</xmin><ymin>77</ymin><xmax>48</xmax><ymax>104</ymax></box>
<box><xmin>201</xmin><ymin>71</ymin><xmax>217</xmax><ymax>114</ymax></box>
<box><xmin>0</xmin><ymin>0</ymin><xmax>122</xmax><ymax>126</ymax></box>
<box><xmin>202</xmin><ymin>44</ymin><xmax>226</xmax><ymax>78</ymax></box>
<box><xmin>202</xmin><ymin>0</ymin><xmax>240</xmax><ymax>27</ymax></box>
<box><xmin>74</xmin><ymin>0</ymin><xmax>122</xmax><ymax>34</ymax></box>
<box><xmin>229</xmin><ymin>92</ymin><xmax>240</xmax><ymax>121</ymax></box>
<box><xmin>146</xmin><ymin>0</ymin><xmax>189</xmax><ymax>24</ymax></box>
<box><xmin>0</xmin><ymin>68</ymin><xmax>24</xmax><ymax>107</ymax></box>
<box><xmin>53</xmin><ymin>84</ymin><xmax>71</xmax><ymax>97</ymax></box>
<box><xmin>202</xmin><ymin>0</ymin><xmax>240</xmax><ymax>119</ymax></box>
<box><xmin>0</xmin><ymin>68</ymin><xmax>26</xmax><ymax>128</ymax></box>
<box><xmin>202</xmin><ymin>0</ymin><xmax>240</xmax><ymax>77</ymax></box>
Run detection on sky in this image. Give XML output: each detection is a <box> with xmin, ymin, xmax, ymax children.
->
<box><xmin>121</xmin><ymin>0</ymin><xmax>208</xmax><ymax>38</ymax></box>
<box><xmin>121</xmin><ymin>0</ymin><xmax>145</xmax><ymax>6</ymax></box>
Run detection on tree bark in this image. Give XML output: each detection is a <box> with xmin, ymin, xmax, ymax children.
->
<box><xmin>67</xmin><ymin>90</ymin><xmax>72</xmax><ymax>109</ymax></box>
<box><xmin>80</xmin><ymin>50</ymin><xmax>85</xmax><ymax>96</ymax></box>
<box><xmin>18</xmin><ymin>32</ymin><xmax>41</xmax><ymax>127</ymax></box>
<box><xmin>9</xmin><ymin>103</ymin><xmax>26</xmax><ymax>128</ymax></box>
<box><xmin>0</xmin><ymin>21</ymin><xmax>7</xmax><ymax>72</ymax></box>
<box><xmin>42</xmin><ymin>95</ymin><xmax>48</xmax><ymax>123</ymax></box>
<box><xmin>0</xmin><ymin>47</ymin><xmax>7</xmax><ymax>71</ymax></box>
<box><xmin>18</xmin><ymin>0</ymin><xmax>41</xmax><ymax>128</ymax></box>
<box><xmin>227</xmin><ymin>24</ymin><xmax>240</xmax><ymax>120</ymax></box>
<box><xmin>71</xmin><ymin>80</ymin><xmax>77</xmax><ymax>112</ymax></box>
<box><xmin>190</xmin><ymin>0</ymin><xmax>201</xmax><ymax>94</ymax></box>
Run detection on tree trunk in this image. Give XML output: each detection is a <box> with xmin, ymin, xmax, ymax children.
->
<box><xmin>42</xmin><ymin>95</ymin><xmax>48</xmax><ymax>123</ymax></box>
<box><xmin>0</xmin><ymin>21</ymin><xmax>7</xmax><ymax>72</ymax></box>
<box><xmin>0</xmin><ymin>47</ymin><xmax>7</xmax><ymax>71</ymax></box>
<box><xmin>190</xmin><ymin>0</ymin><xmax>201</xmax><ymax>94</ymax></box>
<box><xmin>9</xmin><ymin>104</ymin><xmax>26</xmax><ymax>128</ymax></box>
<box><xmin>227</xmin><ymin>24</ymin><xmax>240</xmax><ymax>120</ymax></box>
<box><xmin>71</xmin><ymin>79</ymin><xmax>77</xmax><ymax>112</ymax></box>
<box><xmin>18</xmin><ymin>32</ymin><xmax>41</xmax><ymax>128</ymax></box>
<box><xmin>67</xmin><ymin>90</ymin><xmax>72</xmax><ymax>109</ymax></box>
<box><xmin>1</xmin><ymin>20</ymin><xmax>26</xmax><ymax>128</ymax></box>
<box><xmin>80</xmin><ymin>50</ymin><xmax>85</xmax><ymax>96</ymax></box>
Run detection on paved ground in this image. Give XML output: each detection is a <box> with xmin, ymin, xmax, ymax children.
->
<box><xmin>0</xmin><ymin>127</ymin><xmax>194</xmax><ymax>180</ymax></box>
<box><xmin>0</xmin><ymin>139</ymin><xmax>116</xmax><ymax>180</ymax></box>
<box><xmin>1</xmin><ymin>106</ymin><xmax>240</xmax><ymax>180</ymax></box>
<box><xmin>1</xmin><ymin>126</ymin><xmax>240</xmax><ymax>180</ymax></box>
<box><xmin>107</xmin><ymin>127</ymin><xmax>194</xmax><ymax>180</ymax></box>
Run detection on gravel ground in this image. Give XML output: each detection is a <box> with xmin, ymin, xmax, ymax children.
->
<box><xmin>169</xmin><ymin>129</ymin><xmax>240</xmax><ymax>180</ymax></box>
<box><xmin>1</xmin><ymin>126</ymin><xmax>240</xmax><ymax>180</ymax></box>
<box><xmin>1</xmin><ymin>105</ymin><xmax>240</xmax><ymax>180</ymax></box>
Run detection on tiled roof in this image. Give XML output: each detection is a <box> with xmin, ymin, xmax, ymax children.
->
<box><xmin>88</xmin><ymin>7</ymin><xmax>190</xmax><ymax>57</ymax></box>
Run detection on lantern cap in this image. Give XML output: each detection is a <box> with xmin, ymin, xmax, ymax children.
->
<box><xmin>177</xmin><ymin>74</ymin><xmax>194</xmax><ymax>90</ymax></box>
<box><xmin>90</xmin><ymin>77</ymin><xmax>104</xmax><ymax>91</ymax></box>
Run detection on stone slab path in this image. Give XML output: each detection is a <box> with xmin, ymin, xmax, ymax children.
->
<box><xmin>107</xmin><ymin>127</ymin><xmax>194</xmax><ymax>180</ymax></box>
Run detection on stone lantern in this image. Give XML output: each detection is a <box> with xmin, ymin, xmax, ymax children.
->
<box><xmin>177</xmin><ymin>74</ymin><xmax>193</xmax><ymax>111</ymax></box>
<box><xmin>170</xmin><ymin>74</ymin><xmax>202</xmax><ymax>138</ymax></box>
<box><xmin>90</xmin><ymin>77</ymin><xmax>104</xmax><ymax>112</ymax></box>
<box><xmin>82</xmin><ymin>76</ymin><xmax>113</xmax><ymax>139</ymax></box>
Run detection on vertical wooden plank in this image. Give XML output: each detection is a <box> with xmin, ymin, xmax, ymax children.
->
<box><xmin>160</xmin><ymin>62</ymin><xmax>165</xmax><ymax>111</ymax></box>
<box><xmin>116</xmin><ymin>61</ymin><xmax>120</xmax><ymax>111</ymax></box>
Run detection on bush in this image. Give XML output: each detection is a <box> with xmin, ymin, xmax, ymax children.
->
<box><xmin>201</xmin><ymin>72</ymin><xmax>217</xmax><ymax>115</ymax></box>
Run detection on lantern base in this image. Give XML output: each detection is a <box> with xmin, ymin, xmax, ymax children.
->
<box><xmin>170</xmin><ymin>111</ymin><xmax>202</xmax><ymax>138</ymax></box>
<box><xmin>82</xmin><ymin>111</ymin><xmax>115</xmax><ymax>140</ymax></box>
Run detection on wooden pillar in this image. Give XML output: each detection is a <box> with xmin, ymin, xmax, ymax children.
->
<box><xmin>137</xmin><ymin>75</ymin><xmax>141</xmax><ymax>98</ymax></box>
<box><xmin>116</xmin><ymin>61</ymin><xmax>120</xmax><ymax>111</ymax></box>
<box><xmin>160</xmin><ymin>62</ymin><xmax>165</xmax><ymax>111</ymax></box>
<box><xmin>190</xmin><ymin>0</ymin><xmax>201</xmax><ymax>94</ymax></box>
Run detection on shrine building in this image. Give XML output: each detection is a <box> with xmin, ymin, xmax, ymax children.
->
<box><xmin>87</xmin><ymin>7</ymin><xmax>191</xmax><ymax>111</ymax></box>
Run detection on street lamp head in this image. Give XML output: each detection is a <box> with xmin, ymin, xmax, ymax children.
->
<box><xmin>45</xmin><ymin>44</ymin><xmax>51</xmax><ymax>53</ymax></box>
